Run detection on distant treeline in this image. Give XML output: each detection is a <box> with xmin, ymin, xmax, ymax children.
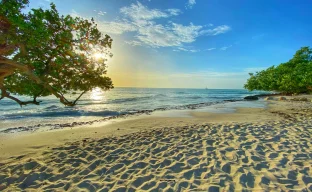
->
<box><xmin>244</xmin><ymin>47</ymin><xmax>312</xmax><ymax>94</ymax></box>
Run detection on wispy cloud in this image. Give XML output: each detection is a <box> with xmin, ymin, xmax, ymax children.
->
<box><xmin>173</xmin><ymin>47</ymin><xmax>200</xmax><ymax>53</ymax></box>
<box><xmin>205</xmin><ymin>48</ymin><xmax>216</xmax><ymax>51</ymax></box>
<box><xmin>220</xmin><ymin>45</ymin><xmax>232</xmax><ymax>51</ymax></box>
<box><xmin>72</xmin><ymin>2</ymin><xmax>230</xmax><ymax>49</ymax></box>
<box><xmin>120</xmin><ymin>2</ymin><xmax>180</xmax><ymax>22</ymax></box>
<box><xmin>186</xmin><ymin>0</ymin><xmax>196</xmax><ymax>9</ymax></box>
<box><xmin>200</xmin><ymin>25</ymin><xmax>231</xmax><ymax>36</ymax></box>
<box><xmin>98</xmin><ymin>20</ymin><xmax>137</xmax><ymax>35</ymax></box>
<box><xmin>173</xmin><ymin>46</ymin><xmax>232</xmax><ymax>53</ymax></box>
<box><xmin>97</xmin><ymin>11</ymin><xmax>107</xmax><ymax>16</ymax></box>
<box><xmin>136</xmin><ymin>23</ymin><xmax>200</xmax><ymax>47</ymax></box>
<box><xmin>166</xmin><ymin>9</ymin><xmax>182</xmax><ymax>16</ymax></box>
<box><xmin>125</xmin><ymin>40</ymin><xmax>143</xmax><ymax>46</ymax></box>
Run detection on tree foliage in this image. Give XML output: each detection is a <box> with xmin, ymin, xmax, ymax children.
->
<box><xmin>244</xmin><ymin>47</ymin><xmax>312</xmax><ymax>94</ymax></box>
<box><xmin>0</xmin><ymin>0</ymin><xmax>113</xmax><ymax>106</ymax></box>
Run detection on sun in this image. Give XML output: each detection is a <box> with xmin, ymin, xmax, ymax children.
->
<box><xmin>92</xmin><ymin>52</ymin><xmax>105</xmax><ymax>60</ymax></box>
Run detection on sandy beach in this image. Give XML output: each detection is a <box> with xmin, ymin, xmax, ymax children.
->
<box><xmin>2</xmin><ymin>0</ymin><xmax>312</xmax><ymax>191</ymax></box>
<box><xmin>0</xmin><ymin>97</ymin><xmax>312</xmax><ymax>191</ymax></box>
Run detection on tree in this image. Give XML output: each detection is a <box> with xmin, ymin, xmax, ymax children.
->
<box><xmin>0</xmin><ymin>0</ymin><xmax>113</xmax><ymax>106</ymax></box>
<box><xmin>244</xmin><ymin>47</ymin><xmax>312</xmax><ymax>94</ymax></box>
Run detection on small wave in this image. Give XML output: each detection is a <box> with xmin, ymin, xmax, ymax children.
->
<box><xmin>154</xmin><ymin>94</ymin><xmax>166</xmax><ymax>97</ymax></box>
<box><xmin>2</xmin><ymin>112</ymin><xmax>35</xmax><ymax>120</ymax></box>
<box><xmin>0</xmin><ymin>101</ymin><xmax>17</xmax><ymax>106</ymax></box>
<box><xmin>186</xmin><ymin>96</ymin><xmax>202</xmax><ymax>99</ymax></box>
<box><xmin>74</xmin><ymin>102</ymin><xmax>105</xmax><ymax>106</ymax></box>
<box><xmin>170</xmin><ymin>95</ymin><xmax>203</xmax><ymax>99</ymax></box>
<box><xmin>109</xmin><ymin>96</ymin><xmax>153</xmax><ymax>104</ymax></box>
<box><xmin>44</xmin><ymin>105</ymin><xmax>60</xmax><ymax>110</ymax></box>
<box><xmin>1</xmin><ymin>109</ymin><xmax>125</xmax><ymax>120</ymax></box>
<box><xmin>1</xmin><ymin>99</ymin><xmax>246</xmax><ymax>133</ymax></box>
<box><xmin>205</xmin><ymin>96</ymin><xmax>234</xmax><ymax>100</ymax></box>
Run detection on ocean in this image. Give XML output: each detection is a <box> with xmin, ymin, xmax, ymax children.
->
<box><xmin>0</xmin><ymin>88</ymin><xmax>268</xmax><ymax>132</ymax></box>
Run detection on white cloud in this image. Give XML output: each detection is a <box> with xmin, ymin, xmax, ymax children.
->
<box><xmin>97</xmin><ymin>20</ymin><xmax>137</xmax><ymax>35</ymax></box>
<box><xmin>172</xmin><ymin>23</ymin><xmax>202</xmax><ymax>42</ymax></box>
<box><xmin>125</xmin><ymin>40</ymin><xmax>142</xmax><ymax>46</ymax></box>
<box><xmin>220</xmin><ymin>45</ymin><xmax>232</xmax><ymax>51</ymax></box>
<box><xmin>71</xmin><ymin>2</ymin><xmax>230</xmax><ymax>49</ymax></box>
<box><xmin>174</xmin><ymin>47</ymin><xmax>200</xmax><ymax>53</ymax></box>
<box><xmin>97</xmin><ymin>11</ymin><xmax>107</xmax><ymax>16</ymax></box>
<box><xmin>120</xmin><ymin>2</ymin><xmax>180</xmax><ymax>22</ymax></box>
<box><xmin>135</xmin><ymin>22</ymin><xmax>209</xmax><ymax>48</ymax></box>
<box><xmin>133</xmin><ymin>22</ymin><xmax>231</xmax><ymax>48</ymax></box>
<box><xmin>186</xmin><ymin>0</ymin><xmax>196</xmax><ymax>9</ymax></box>
<box><xmin>137</xmin><ymin>24</ymin><xmax>182</xmax><ymax>47</ymax></box>
<box><xmin>200</xmin><ymin>25</ymin><xmax>231</xmax><ymax>36</ymax></box>
<box><xmin>205</xmin><ymin>48</ymin><xmax>216</xmax><ymax>51</ymax></box>
<box><xmin>167</xmin><ymin>9</ymin><xmax>182</xmax><ymax>16</ymax></box>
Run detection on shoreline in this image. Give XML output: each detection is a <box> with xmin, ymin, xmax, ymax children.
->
<box><xmin>0</xmin><ymin>99</ymin><xmax>246</xmax><ymax>134</ymax></box>
<box><xmin>1</xmin><ymin>91</ymin><xmax>287</xmax><ymax>134</ymax></box>
<box><xmin>0</xmin><ymin>96</ymin><xmax>312</xmax><ymax>191</ymax></box>
<box><xmin>1</xmin><ymin>91</ymin><xmax>281</xmax><ymax>134</ymax></box>
<box><xmin>1</xmin><ymin>96</ymin><xmax>309</xmax><ymax>161</ymax></box>
<box><xmin>0</xmin><ymin>100</ymin><xmax>271</xmax><ymax>161</ymax></box>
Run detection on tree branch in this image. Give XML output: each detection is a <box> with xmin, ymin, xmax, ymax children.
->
<box><xmin>72</xmin><ymin>91</ymin><xmax>86</xmax><ymax>105</ymax></box>
<box><xmin>0</xmin><ymin>78</ymin><xmax>41</xmax><ymax>107</ymax></box>
<box><xmin>0</xmin><ymin>44</ymin><xmax>17</xmax><ymax>55</ymax></box>
<box><xmin>0</xmin><ymin>58</ymin><xmax>76</xmax><ymax>106</ymax></box>
<box><xmin>33</xmin><ymin>89</ymin><xmax>44</xmax><ymax>103</ymax></box>
<box><xmin>6</xmin><ymin>94</ymin><xmax>41</xmax><ymax>107</ymax></box>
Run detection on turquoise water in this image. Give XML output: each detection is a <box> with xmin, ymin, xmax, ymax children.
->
<box><xmin>0</xmin><ymin>88</ymin><xmax>268</xmax><ymax>130</ymax></box>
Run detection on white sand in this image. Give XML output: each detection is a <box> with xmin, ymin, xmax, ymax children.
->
<box><xmin>0</xmin><ymin>98</ymin><xmax>312</xmax><ymax>191</ymax></box>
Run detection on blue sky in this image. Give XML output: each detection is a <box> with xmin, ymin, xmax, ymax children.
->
<box><xmin>29</xmin><ymin>0</ymin><xmax>312</xmax><ymax>88</ymax></box>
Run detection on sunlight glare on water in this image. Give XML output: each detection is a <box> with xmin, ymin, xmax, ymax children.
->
<box><xmin>90</xmin><ymin>87</ymin><xmax>104</xmax><ymax>101</ymax></box>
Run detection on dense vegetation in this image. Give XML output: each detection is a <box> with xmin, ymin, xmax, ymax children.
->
<box><xmin>244</xmin><ymin>47</ymin><xmax>312</xmax><ymax>94</ymax></box>
<box><xmin>0</xmin><ymin>0</ymin><xmax>113</xmax><ymax>106</ymax></box>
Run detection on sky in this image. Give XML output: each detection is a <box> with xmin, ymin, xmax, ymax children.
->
<box><xmin>28</xmin><ymin>0</ymin><xmax>312</xmax><ymax>88</ymax></box>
